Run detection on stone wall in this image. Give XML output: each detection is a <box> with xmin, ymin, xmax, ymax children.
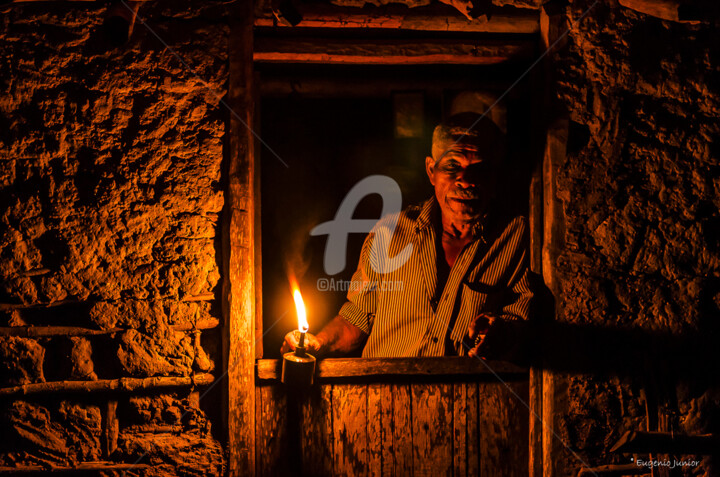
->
<box><xmin>0</xmin><ymin>2</ymin><xmax>227</xmax><ymax>474</ymax></box>
<box><xmin>2</xmin><ymin>0</ymin><xmax>719</xmax><ymax>475</ymax></box>
<box><xmin>549</xmin><ymin>1</ymin><xmax>720</xmax><ymax>475</ymax></box>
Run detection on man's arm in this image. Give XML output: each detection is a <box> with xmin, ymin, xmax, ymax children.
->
<box><xmin>316</xmin><ymin>316</ymin><xmax>368</xmax><ymax>356</ymax></box>
<box><xmin>281</xmin><ymin>226</ymin><xmax>381</xmax><ymax>357</ymax></box>
<box><xmin>281</xmin><ymin>315</ymin><xmax>368</xmax><ymax>357</ymax></box>
<box><xmin>467</xmin><ymin>219</ymin><xmax>534</xmax><ymax>360</ymax></box>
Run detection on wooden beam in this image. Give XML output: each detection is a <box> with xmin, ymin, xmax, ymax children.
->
<box><xmin>256</xmin><ymin>357</ymin><xmax>527</xmax><ymax>381</ymax></box>
<box><xmin>618</xmin><ymin>0</ymin><xmax>704</xmax><ymax>22</ymax></box>
<box><xmin>255</xmin><ymin>4</ymin><xmax>539</xmax><ymax>34</ymax></box>
<box><xmin>0</xmin><ymin>463</ymin><xmax>150</xmax><ymax>474</ymax></box>
<box><xmin>0</xmin><ymin>318</ymin><xmax>220</xmax><ymax>337</ymax></box>
<box><xmin>0</xmin><ymin>373</ymin><xmax>215</xmax><ymax>397</ymax></box>
<box><xmin>0</xmin><ymin>293</ymin><xmax>215</xmax><ymax>310</ymax></box>
<box><xmin>259</xmin><ymin>75</ymin><xmax>515</xmax><ymax>98</ymax></box>
<box><xmin>224</xmin><ymin>0</ymin><xmax>256</xmax><ymax>475</ymax></box>
<box><xmin>253</xmin><ymin>37</ymin><xmax>535</xmax><ymax>65</ymax></box>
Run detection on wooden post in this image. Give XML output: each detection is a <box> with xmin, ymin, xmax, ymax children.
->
<box><xmin>538</xmin><ymin>4</ymin><xmax>568</xmax><ymax>477</ymax></box>
<box><xmin>103</xmin><ymin>400</ymin><xmax>118</xmax><ymax>458</ymax></box>
<box><xmin>224</xmin><ymin>0</ymin><xmax>256</xmax><ymax>474</ymax></box>
<box><xmin>528</xmin><ymin>79</ymin><xmax>545</xmax><ymax>477</ymax></box>
<box><xmin>541</xmin><ymin>117</ymin><xmax>568</xmax><ymax>477</ymax></box>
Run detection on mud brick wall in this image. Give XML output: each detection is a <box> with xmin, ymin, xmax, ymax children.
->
<box><xmin>549</xmin><ymin>1</ymin><xmax>720</xmax><ymax>475</ymax></box>
<box><xmin>0</xmin><ymin>2</ymin><xmax>228</xmax><ymax>474</ymax></box>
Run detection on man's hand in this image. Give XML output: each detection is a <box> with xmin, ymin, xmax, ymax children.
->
<box><xmin>467</xmin><ymin>313</ymin><xmax>501</xmax><ymax>358</ymax></box>
<box><xmin>279</xmin><ymin>316</ymin><xmax>367</xmax><ymax>358</ymax></box>
<box><xmin>280</xmin><ymin>330</ymin><xmax>324</xmax><ymax>355</ymax></box>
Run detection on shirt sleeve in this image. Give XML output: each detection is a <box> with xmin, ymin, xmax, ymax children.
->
<box><xmin>500</xmin><ymin>220</ymin><xmax>534</xmax><ymax>322</ymax></box>
<box><xmin>338</xmin><ymin>230</ymin><xmax>381</xmax><ymax>335</ymax></box>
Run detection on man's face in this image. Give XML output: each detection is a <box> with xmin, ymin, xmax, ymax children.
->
<box><xmin>425</xmin><ymin>142</ymin><xmax>497</xmax><ymax>224</ymax></box>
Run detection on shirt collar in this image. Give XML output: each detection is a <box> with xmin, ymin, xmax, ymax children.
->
<box><xmin>415</xmin><ymin>197</ymin><xmax>437</xmax><ymax>232</ymax></box>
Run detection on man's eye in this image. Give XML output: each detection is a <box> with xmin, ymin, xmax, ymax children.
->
<box><xmin>440</xmin><ymin>162</ymin><xmax>461</xmax><ymax>174</ymax></box>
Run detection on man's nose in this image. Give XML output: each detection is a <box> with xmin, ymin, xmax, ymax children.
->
<box><xmin>455</xmin><ymin>168</ymin><xmax>475</xmax><ymax>187</ymax></box>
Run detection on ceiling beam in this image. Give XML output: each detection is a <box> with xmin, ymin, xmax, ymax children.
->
<box><xmin>255</xmin><ymin>4</ymin><xmax>539</xmax><ymax>34</ymax></box>
<box><xmin>254</xmin><ymin>37</ymin><xmax>535</xmax><ymax>65</ymax></box>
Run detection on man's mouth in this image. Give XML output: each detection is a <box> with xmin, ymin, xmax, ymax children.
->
<box><xmin>448</xmin><ymin>196</ymin><xmax>479</xmax><ymax>205</ymax></box>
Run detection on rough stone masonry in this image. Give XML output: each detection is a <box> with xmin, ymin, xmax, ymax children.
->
<box><xmin>548</xmin><ymin>1</ymin><xmax>720</xmax><ymax>475</ymax></box>
<box><xmin>1</xmin><ymin>0</ymin><xmax>719</xmax><ymax>476</ymax></box>
<box><xmin>0</xmin><ymin>1</ymin><xmax>228</xmax><ymax>474</ymax></box>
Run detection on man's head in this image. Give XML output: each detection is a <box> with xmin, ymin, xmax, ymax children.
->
<box><xmin>426</xmin><ymin>112</ymin><xmax>505</xmax><ymax>225</ymax></box>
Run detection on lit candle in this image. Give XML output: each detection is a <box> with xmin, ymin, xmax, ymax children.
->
<box><xmin>282</xmin><ymin>284</ymin><xmax>316</xmax><ymax>387</ymax></box>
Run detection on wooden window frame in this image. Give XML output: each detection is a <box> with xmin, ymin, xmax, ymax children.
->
<box><xmin>223</xmin><ymin>1</ymin><xmax>568</xmax><ymax>474</ymax></box>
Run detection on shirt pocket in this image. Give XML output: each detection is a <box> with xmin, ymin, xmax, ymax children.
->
<box><xmin>458</xmin><ymin>281</ymin><xmax>504</xmax><ymax>318</ymax></box>
<box><xmin>452</xmin><ymin>281</ymin><xmax>507</xmax><ymax>345</ymax></box>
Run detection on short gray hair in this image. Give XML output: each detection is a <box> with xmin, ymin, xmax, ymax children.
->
<box><xmin>431</xmin><ymin>112</ymin><xmax>505</xmax><ymax>163</ymax></box>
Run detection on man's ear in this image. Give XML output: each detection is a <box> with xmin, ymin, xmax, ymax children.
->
<box><xmin>425</xmin><ymin>156</ymin><xmax>436</xmax><ymax>186</ymax></box>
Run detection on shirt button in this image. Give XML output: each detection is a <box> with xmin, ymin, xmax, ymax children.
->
<box><xmin>432</xmin><ymin>336</ymin><xmax>439</xmax><ymax>343</ymax></box>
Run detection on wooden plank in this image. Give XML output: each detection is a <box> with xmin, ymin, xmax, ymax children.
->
<box><xmin>253</xmin><ymin>38</ymin><xmax>534</xmax><ymax>65</ymax></box>
<box><xmin>411</xmin><ymin>383</ymin><xmax>453</xmax><ymax>477</ymax></box>
<box><xmin>453</xmin><ymin>383</ymin><xmax>468</xmax><ymax>477</ymax></box>
<box><xmin>256</xmin><ymin>357</ymin><xmax>528</xmax><ymax>380</ymax></box>
<box><xmin>529</xmin><ymin>368</ymin><xmax>544</xmax><ymax>477</ymax></box>
<box><xmin>453</xmin><ymin>382</ymin><xmax>480</xmax><ymax>477</ymax></box>
<box><xmin>332</xmin><ymin>384</ymin><xmax>368</xmax><ymax>477</ymax></box>
<box><xmin>301</xmin><ymin>385</ymin><xmax>334</xmax><ymax>476</ymax></box>
<box><xmin>478</xmin><ymin>381</ymin><xmax>529</xmax><ymax>477</ymax></box>
<box><xmin>379</xmin><ymin>384</ymin><xmax>395</xmax><ymax>476</ymax></box>
<box><xmin>224</xmin><ymin>0</ymin><xmax>256</xmax><ymax>475</ymax></box>
<box><xmin>256</xmin><ymin>385</ymin><xmax>289</xmax><ymax>477</ymax></box>
<box><xmin>467</xmin><ymin>382</ymin><xmax>480</xmax><ymax>476</ymax></box>
<box><xmin>392</xmin><ymin>384</ymin><xmax>413</xmax><ymax>476</ymax></box>
<box><xmin>255</xmin><ymin>4</ymin><xmax>539</xmax><ymax>34</ymax></box>
<box><xmin>367</xmin><ymin>384</ymin><xmax>383</xmax><ymax>477</ymax></box>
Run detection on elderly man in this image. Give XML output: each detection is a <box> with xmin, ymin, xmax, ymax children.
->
<box><xmin>282</xmin><ymin>112</ymin><xmax>533</xmax><ymax>358</ymax></box>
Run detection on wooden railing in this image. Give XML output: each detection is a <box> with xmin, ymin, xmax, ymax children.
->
<box><xmin>256</xmin><ymin>357</ymin><xmax>530</xmax><ymax>477</ymax></box>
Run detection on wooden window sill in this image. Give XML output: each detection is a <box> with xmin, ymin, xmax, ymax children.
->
<box><xmin>256</xmin><ymin>357</ymin><xmax>527</xmax><ymax>382</ymax></box>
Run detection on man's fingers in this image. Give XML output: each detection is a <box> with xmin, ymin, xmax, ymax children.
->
<box><xmin>468</xmin><ymin>314</ymin><xmax>493</xmax><ymax>339</ymax></box>
<box><xmin>280</xmin><ymin>331</ymin><xmax>300</xmax><ymax>354</ymax></box>
<box><xmin>468</xmin><ymin>333</ymin><xmax>486</xmax><ymax>357</ymax></box>
<box><xmin>281</xmin><ymin>331</ymin><xmax>324</xmax><ymax>355</ymax></box>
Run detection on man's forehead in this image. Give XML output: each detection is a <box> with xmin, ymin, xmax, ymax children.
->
<box><xmin>431</xmin><ymin>113</ymin><xmax>504</xmax><ymax>164</ymax></box>
<box><xmin>435</xmin><ymin>141</ymin><xmax>493</xmax><ymax>163</ymax></box>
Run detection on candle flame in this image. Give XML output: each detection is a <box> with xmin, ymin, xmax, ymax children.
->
<box><xmin>293</xmin><ymin>288</ymin><xmax>309</xmax><ymax>333</ymax></box>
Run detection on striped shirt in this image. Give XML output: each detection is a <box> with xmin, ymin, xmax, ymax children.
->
<box><xmin>338</xmin><ymin>196</ymin><xmax>533</xmax><ymax>357</ymax></box>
